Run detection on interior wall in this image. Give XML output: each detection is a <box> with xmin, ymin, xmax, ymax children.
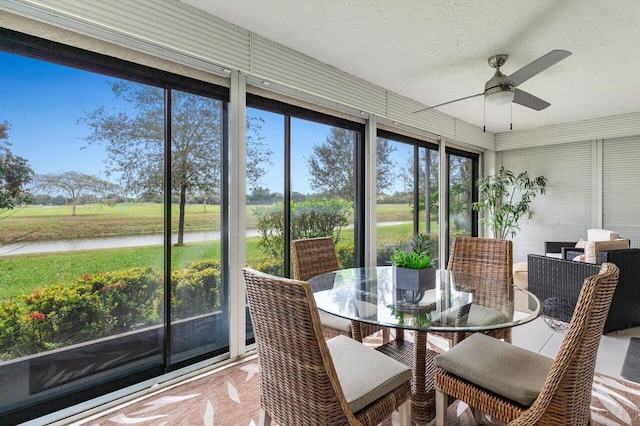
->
<box><xmin>603</xmin><ymin>135</ymin><xmax>640</xmax><ymax>246</ymax></box>
<box><xmin>502</xmin><ymin>134</ymin><xmax>640</xmax><ymax>263</ymax></box>
<box><xmin>501</xmin><ymin>141</ymin><xmax>594</xmax><ymax>262</ymax></box>
<box><xmin>496</xmin><ymin>111</ymin><xmax>640</xmax><ymax>150</ymax></box>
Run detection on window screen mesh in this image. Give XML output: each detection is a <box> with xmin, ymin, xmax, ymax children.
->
<box><xmin>501</xmin><ymin>141</ymin><xmax>593</xmax><ymax>262</ymax></box>
<box><xmin>603</xmin><ymin>135</ymin><xmax>640</xmax><ymax>248</ymax></box>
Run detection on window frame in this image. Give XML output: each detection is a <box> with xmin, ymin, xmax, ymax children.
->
<box><xmin>0</xmin><ymin>27</ymin><xmax>231</xmax><ymax>423</ymax></box>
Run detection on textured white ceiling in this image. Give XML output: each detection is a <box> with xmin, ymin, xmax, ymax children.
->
<box><xmin>182</xmin><ymin>0</ymin><xmax>640</xmax><ymax>134</ymax></box>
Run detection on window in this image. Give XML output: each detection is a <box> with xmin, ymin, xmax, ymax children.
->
<box><xmin>246</xmin><ymin>96</ymin><xmax>364</xmax><ymax>278</ymax></box>
<box><xmin>447</xmin><ymin>148</ymin><xmax>479</xmax><ymax>254</ymax></box>
<box><xmin>376</xmin><ymin>131</ymin><xmax>440</xmax><ymax>266</ymax></box>
<box><xmin>0</xmin><ymin>29</ymin><xmax>229</xmax><ymax>423</ymax></box>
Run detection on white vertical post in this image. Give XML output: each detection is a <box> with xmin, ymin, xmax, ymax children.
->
<box><xmin>364</xmin><ymin>116</ymin><xmax>377</xmax><ymax>266</ymax></box>
<box><xmin>592</xmin><ymin>139</ymin><xmax>603</xmax><ymax>228</ymax></box>
<box><xmin>229</xmin><ymin>71</ymin><xmax>247</xmax><ymax>359</ymax></box>
<box><xmin>439</xmin><ymin>138</ymin><xmax>448</xmax><ymax>267</ymax></box>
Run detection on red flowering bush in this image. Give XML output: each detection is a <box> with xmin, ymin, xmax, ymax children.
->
<box><xmin>22</xmin><ymin>284</ymin><xmax>112</xmax><ymax>348</ymax></box>
<box><xmin>0</xmin><ymin>261</ymin><xmax>223</xmax><ymax>359</ymax></box>
<box><xmin>28</xmin><ymin>312</ymin><xmax>46</xmax><ymax>321</ymax></box>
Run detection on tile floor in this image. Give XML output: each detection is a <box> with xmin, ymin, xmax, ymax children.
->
<box><xmin>509</xmin><ymin>316</ymin><xmax>640</xmax><ymax>379</ymax></box>
<box><xmin>54</xmin><ymin>317</ymin><xmax>640</xmax><ymax>426</ymax></box>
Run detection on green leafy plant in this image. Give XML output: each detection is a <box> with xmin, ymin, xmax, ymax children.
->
<box><xmin>254</xmin><ymin>197</ymin><xmax>351</xmax><ymax>261</ymax></box>
<box><xmin>472</xmin><ymin>167</ymin><xmax>547</xmax><ymax>239</ymax></box>
<box><xmin>169</xmin><ymin>260</ymin><xmax>221</xmax><ymax>320</ymax></box>
<box><xmin>391</xmin><ymin>232</ymin><xmax>434</xmax><ymax>269</ymax></box>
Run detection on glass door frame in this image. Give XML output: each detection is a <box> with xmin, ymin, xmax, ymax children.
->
<box><xmin>444</xmin><ymin>146</ymin><xmax>479</xmax><ymax>264</ymax></box>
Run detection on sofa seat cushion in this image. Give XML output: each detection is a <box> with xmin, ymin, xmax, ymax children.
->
<box><xmin>584</xmin><ymin>239</ymin><xmax>630</xmax><ymax>263</ymax></box>
<box><xmin>545</xmin><ymin>252</ymin><xmax>563</xmax><ymax>259</ymax></box>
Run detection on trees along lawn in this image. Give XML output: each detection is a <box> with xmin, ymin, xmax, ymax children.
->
<box><xmin>0</xmin><ymin>203</ymin><xmax>418</xmax><ymax>300</ymax></box>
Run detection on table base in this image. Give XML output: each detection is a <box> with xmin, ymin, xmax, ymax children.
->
<box><xmin>376</xmin><ymin>331</ymin><xmax>437</xmax><ymax>425</ymax></box>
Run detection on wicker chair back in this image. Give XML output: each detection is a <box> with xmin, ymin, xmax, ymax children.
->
<box><xmin>243</xmin><ymin>267</ymin><xmax>410</xmax><ymax>426</ymax></box>
<box><xmin>435</xmin><ymin>262</ymin><xmax>620</xmax><ymax>425</ymax></box>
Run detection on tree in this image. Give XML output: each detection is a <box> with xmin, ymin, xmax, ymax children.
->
<box><xmin>0</xmin><ymin>121</ymin><xmax>34</xmax><ymax>210</ymax></box>
<box><xmin>34</xmin><ymin>171</ymin><xmax>119</xmax><ymax>216</ymax></box>
<box><xmin>80</xmin><ymin>82</ymin><xmax>270</xmax><ymax>245</ymax></box>
<box><xmin>307</xmin><ymin>128</ymin><xmax>396</xmax><ymax>199</ymax></box>
<box><xmin>449</xmin><ymin>156</ymin><xmax>473</xmax><ymax>232</ymax></box>
<box><xmin>402</xmin><ymin>148</ymin><xmax>439</xmax><ymax>215</ymax></box>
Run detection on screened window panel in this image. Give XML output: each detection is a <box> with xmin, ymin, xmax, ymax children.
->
<box><xmin>603</xmin><ymin>135</ymin><xmax>640</xmax><ymax>248</ymax></box>
<box><xmin>501</xmin><ymin>141</ymin><xmax>593</xmax><ymax>262</ymax></box>
<box><xmin>374</xmin><ymin>132</ymin><xmax>439</xmax><ymax>267</ymax></box>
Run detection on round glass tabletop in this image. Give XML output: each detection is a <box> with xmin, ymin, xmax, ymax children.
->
<box><xmin>310</xmin><ymin>266</ymin><xmax>541</xmax><ymax>332</ymax></box>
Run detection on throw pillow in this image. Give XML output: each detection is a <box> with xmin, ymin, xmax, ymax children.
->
<box><xmin>587</xmin><ymin>229</ymin><xmax>620</xmax><ymax>241</ymax></box>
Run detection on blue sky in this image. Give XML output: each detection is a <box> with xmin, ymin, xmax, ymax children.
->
<box><xmin>1</xmin><ymin>51</ymin><xmax>121</xmax><ymax>179</ymax></box>
<box><xmin>1</xmin><ymin>50</ymin><xmax>410</xmax><ymax>196</ymax></box>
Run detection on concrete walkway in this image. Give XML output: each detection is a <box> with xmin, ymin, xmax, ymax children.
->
<box><xmin>0</xmin><ymin>222</ymin><xmax>411</xmax><ymax>256</ymax></box>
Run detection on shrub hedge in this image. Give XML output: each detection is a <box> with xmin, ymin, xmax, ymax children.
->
<box><xmin>0</xmin><ymin>260</ymin><xmax>222</xmax><ymax>360</ymax></box>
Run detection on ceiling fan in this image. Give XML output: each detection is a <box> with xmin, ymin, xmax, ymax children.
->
<box><xmin>414</xmin><ymin>49</ymin><xmax>572</xmax><ymax>113</ymax></box>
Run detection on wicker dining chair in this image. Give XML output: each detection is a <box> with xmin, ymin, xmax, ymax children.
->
<box><xmin>433</xmin><ymin>262</ymin><xmax>619</xmax><ymax>426</ymax></box>
<box><xmin>242</xmin><ymin>267</ymin><xmax>412</xmax><ymax>426</ymax></box>
<box><xmin>431</xmin><ymin>236</ymin><xmax>514</xmax><ymax>347</ymax></box>
<box><xmin>291</xmin><ymin>237</ymin><xmax>382</xmax><ymax>342</ymax></box>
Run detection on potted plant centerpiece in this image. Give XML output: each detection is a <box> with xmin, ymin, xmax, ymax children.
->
<box><xmin>391</xmin><ymin>233</ymin><xmax>436</xmax><ymax>301</ymax></box>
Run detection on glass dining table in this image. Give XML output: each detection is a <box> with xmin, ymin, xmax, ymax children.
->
<box><xmin>310</xmin><ymin>266</ymin><xmax>541</xmax><ymax>425</ymax></box>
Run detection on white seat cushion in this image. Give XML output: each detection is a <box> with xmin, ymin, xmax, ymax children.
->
<box><xmin>435</xmin><ymin>333</ymin><xmax>553</xmax><ymax>406</ymax></box>
<box><xmin>545</xmin><ymin>252</ymin><xmax>563</xmax><ymax>259</ymax></box>
<box><xmin>439</xmin><ymin>304</ymin><xmax>508</xmax><ymax>327</ymax></box>
<box><xmin>319</xmin><ymin>310</ymin><xmax>353</xmax><ymax>333</ymax></box>
<box><xmin>327</xmin><ymin>335</ymin><xmax>411</xmax><ymax>413</ymax></box>
<box><xmin>584</xmin><ymin>239</ymin><xmax>630</xmax><ymax>263</ymax></box>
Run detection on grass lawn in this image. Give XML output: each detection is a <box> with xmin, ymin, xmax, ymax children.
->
<box><xmin>1</xmin><ymin>239</ymin><xmax>239</xmax><ymax>300</ymax></box>
<box><xmin>0</xmin><ymin>203</ymin><xmax>426</xmax><ymax>300</ymax></box>
<box><xmin>0</xmin><ymin>202</ymin><xmax>417</xmax><ymax>244</ymax></box>
<box><xmin>0</xmin><ymin>222</ymin><xmax>434</xmax><ymax>300</ymax></box>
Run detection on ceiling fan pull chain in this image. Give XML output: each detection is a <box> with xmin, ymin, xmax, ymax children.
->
<box><xmin>483</xmin><ymin>100</ymin><xmax>486</xmax><ymax>132</ymax></box>
<box><xmin>510</xmin><ymin>102</ymin><xmax>513</xmax><ymax>130</ymax></box>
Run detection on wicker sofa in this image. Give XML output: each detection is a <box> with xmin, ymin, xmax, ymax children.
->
<box><xmin>528</xmin><ymin>248</ymin><xmax>640</xmax><ymax>333</ymax></box>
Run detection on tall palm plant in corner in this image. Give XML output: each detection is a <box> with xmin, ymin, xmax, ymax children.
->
<box><xmin>472</xmin><ymin>167</ymin><xmax>547</xmax><ymax>239</ymax></box>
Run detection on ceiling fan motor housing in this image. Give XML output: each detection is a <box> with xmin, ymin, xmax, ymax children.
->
<box><xmin>484</xmin><ymin>69</ymin><xmax>514</xmax><ymax>105</ymax></box>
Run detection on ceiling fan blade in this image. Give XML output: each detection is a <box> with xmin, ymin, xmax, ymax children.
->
<box><xmin>502</xmin><ymin>49</ymin><xmax>572</xmax><ymax>87</ymax></box>
<box><xmin>512</xmin><ymin>88</ymin><xmax>550</xmax><ymax>111</ymax></box>
<box><xmin>413</xmin><ymin>92</ymin><xmax>484</xmax><ymax>113</ymax></box>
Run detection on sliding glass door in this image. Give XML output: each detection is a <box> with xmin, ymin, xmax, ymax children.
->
<box><xmin>0</xmin><ymin>29</ymin><xmax>230</xmax><ymax>423</ymax></box>
<box><xmin>447</xmin><ymin>148</ymin><xmax>479</xmax><ymax>254</ymax></box>
<box><xmin>375</xmin><ymin>131</ymin><xmax>440</xmax><ymax>266</ymax></box>
<box><xmin>245</xmin><ymin>96</ymin><xmax>364</xmax><ymax>279</ymax></box>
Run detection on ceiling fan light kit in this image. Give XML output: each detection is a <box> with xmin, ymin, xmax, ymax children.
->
<box><xmin>485</xmin><ymin>87</ymin><xmax>515</xmax><ymax>106</ymax></box>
